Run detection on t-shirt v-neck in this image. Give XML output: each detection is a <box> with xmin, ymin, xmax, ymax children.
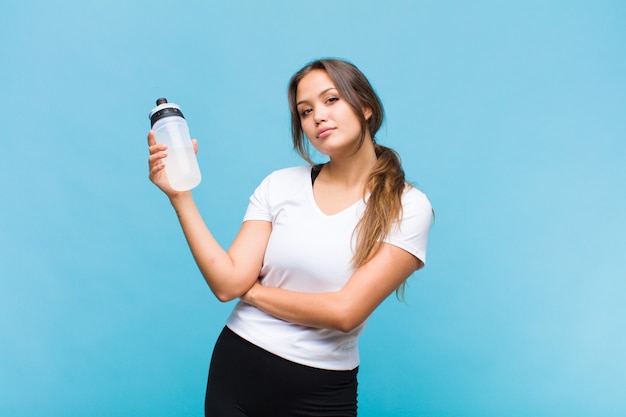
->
<box><xmin>308</xmin><ymin>164</ymin><xmax>367</xmax><ymax>218</ymax></box>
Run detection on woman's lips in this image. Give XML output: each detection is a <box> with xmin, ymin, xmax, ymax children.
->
<box><xmin>316</xmin><ymin>127</ymin><xmax>335</xmax><ymax>139</ymax></box>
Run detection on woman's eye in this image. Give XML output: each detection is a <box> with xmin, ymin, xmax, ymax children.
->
<box><xmin>327</xmin><ymin>97</ymin><xmax>339</xmax><ymax>104</ymax></box>
<box><xmin>300</xmin><ymin>108</ymin><xmax>312</xmax><ymax>117</ymax></box>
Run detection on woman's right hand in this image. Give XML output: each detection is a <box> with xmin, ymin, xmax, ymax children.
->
<box><xmin>147</xmin><ymin>130</ymin><xmax>198</xmax><ymax>199</ymax></box>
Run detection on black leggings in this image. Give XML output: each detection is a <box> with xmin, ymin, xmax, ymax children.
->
<box><xmin>205</xmin><ymin>326</ymin><xmax>358</xmax><ymax>417</ymax></box>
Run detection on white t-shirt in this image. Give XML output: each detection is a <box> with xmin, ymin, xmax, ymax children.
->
<box><xmin>226</xmin><ymin>166</ymin><xmax>433</xmax><ymax>370</ymax></box>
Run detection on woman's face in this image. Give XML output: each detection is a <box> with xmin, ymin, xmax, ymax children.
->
<box><xmin>295</xmin><ymin>70</ymin><xmax>370</xmax><ymax>158</ymax></box>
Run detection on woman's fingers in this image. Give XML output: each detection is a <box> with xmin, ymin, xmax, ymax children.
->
<box><xmin>150</xmin><ymin>162</ymin><xmax>165</xmax><ymax>177</ymax></box>
<box><xmin>148</xmin><ymin>153</ymin><xmax>165</xmax><ymax>168</ymax></box>
<box><xmin>147</xmin><ymin>131</ymin><xmax>168</xmax><ymax>183</ymax></box>
<box><xmin>148</xmin><ymin>148</ymin><xmax>167</xmax><ymax>175</ymax></box>
<box><xmin>148</xmin><ymin>145</ymin><xmax>167</xmax><ymax>159</ymax></box>
<box><xmin>147</xmin><ymin>130</ymin><xmax>156</xmax><ymax>146</ymax></box>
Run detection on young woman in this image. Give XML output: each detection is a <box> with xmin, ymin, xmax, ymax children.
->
<box><xmin>147</xmin><ymin>58</ymin><xmax>433</xmax><ymax>417</ymax></box>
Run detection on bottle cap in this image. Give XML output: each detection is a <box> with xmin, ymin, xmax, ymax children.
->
<box><xmin>149</xmin><ymin>98</ymin><xmax>186</xmax><ymax>127</ymax></box>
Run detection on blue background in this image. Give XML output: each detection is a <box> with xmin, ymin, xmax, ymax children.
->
<box><xmin>1</xmin><ymin>1</ymin><xmax>625</xmax><ymax>416</ymax></box>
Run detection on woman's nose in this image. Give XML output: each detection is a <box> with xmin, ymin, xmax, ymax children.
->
<box><xmin>313</xmin><ymin>107</ymin><xmax>328</xmax><ymax>124</ymax></box>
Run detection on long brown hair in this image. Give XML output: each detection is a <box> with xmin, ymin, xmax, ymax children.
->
<box><xmin>288</xmin><ymin>58</ymin><xmax>411</xmax><ymax>297</ymax></box>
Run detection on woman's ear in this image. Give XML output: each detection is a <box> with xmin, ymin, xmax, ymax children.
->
<box><xmin>363</xmin><ymin>106</ymin><xmax>372</xmax><ymax>121</ymax></box>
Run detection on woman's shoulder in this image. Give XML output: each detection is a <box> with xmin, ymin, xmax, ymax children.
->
<box><xmin>254</xmin><ymin>165</ymin><xmax>312</xmax><ymax>194</ymax></box>
<box><xmin>270</xmin><ymin>165</ymin><xmax>311</xmax><ymax>177</ymax></box>
<box><xmin>402</xmin><ymin>183</ymin><xmax>432</xmax><ymax>211</ymax></box>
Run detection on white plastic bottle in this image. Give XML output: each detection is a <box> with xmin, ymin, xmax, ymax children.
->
<box><xmin>149</xmin><ymin>98</ymin><xmax>201</xmax><ymax>191</ymax></box>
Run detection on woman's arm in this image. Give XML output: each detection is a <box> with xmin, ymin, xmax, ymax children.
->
<box><xmin>148</xmin><ymin>131</ymin><xmax>271</xmax><ymax>301</ymax></box>
<box><xmin>241</xmin><ymin>243</ymin><xmax>422</xmax><ymax>332</ymax></box>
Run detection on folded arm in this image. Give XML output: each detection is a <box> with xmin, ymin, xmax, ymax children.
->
<box><xmin>148</xmin><ymin>131</ymin><xmax>271</xmax><ymax>301</ymax></box>
<box><xmin>171</xmin><ymin>194</ymin><xmax>271</xmax><ymax>301</ymax></box>
<box><xmin>241</xmin><ymin>243</ymin><xmax>422</xmax><ymax>332</ymax></box>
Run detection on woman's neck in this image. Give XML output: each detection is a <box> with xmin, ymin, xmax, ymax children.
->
<box><xmin>322</xmin><ymin>140</ymin><xmax>377</xmax><ymax>190</ymax></box>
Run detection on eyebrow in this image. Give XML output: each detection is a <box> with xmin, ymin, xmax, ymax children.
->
<box><xmin>296</xmin><ymin>87</ymin><xmax>338</xmax><ymax>106</ymax></box>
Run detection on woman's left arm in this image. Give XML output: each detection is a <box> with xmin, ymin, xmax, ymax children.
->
<box><xmin>241</xmin><ymin>243</ymin><xmax>422</xmax><ymax>333</ymax></box>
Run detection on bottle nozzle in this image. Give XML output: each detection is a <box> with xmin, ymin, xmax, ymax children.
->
<box><xmin>156</xmin><ymin>98</ymin><xmax>168</xmax><ymax>105</ymax></box>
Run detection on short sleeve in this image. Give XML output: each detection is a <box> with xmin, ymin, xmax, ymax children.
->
<box><xmin>384</xmin><ymin>186</ymin><xmax>433</xmax><ymax>265</ymax></box>
<box><xmin>243</xmin><ymin>174</ymin><xmax>274</xmax><ymax>222</ymax></box>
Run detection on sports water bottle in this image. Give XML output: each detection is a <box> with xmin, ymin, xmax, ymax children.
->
<box><xmin>149</xmin><ymin>98</ymin><xmax>201</xmax><ymax>191</ymax></box>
